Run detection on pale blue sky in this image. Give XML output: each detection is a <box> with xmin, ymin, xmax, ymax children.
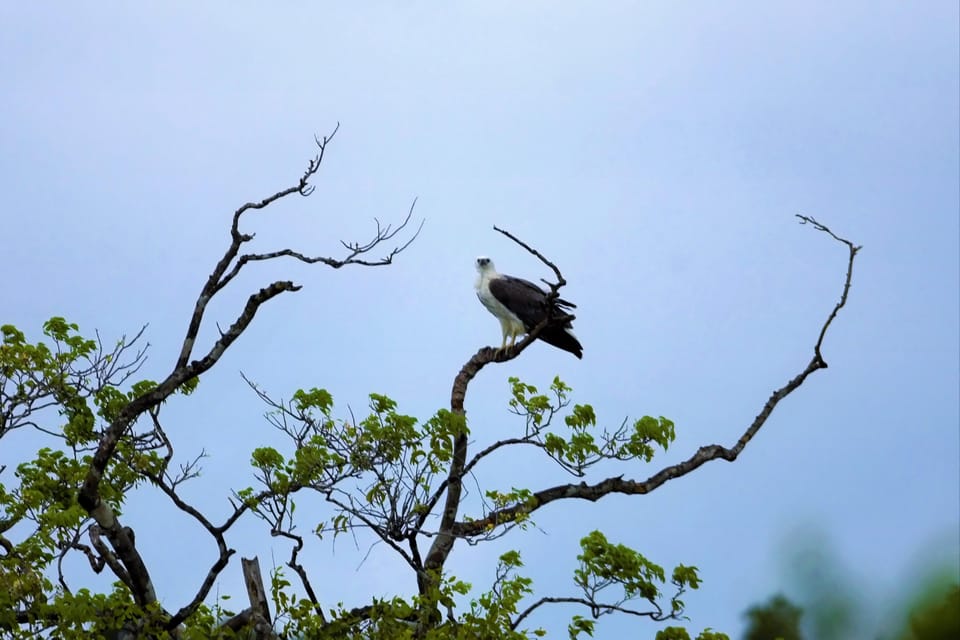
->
<box><xmin>2</xmin><ymin>2</ymin><xmax>958</xmax><ymax>637</ymax></box>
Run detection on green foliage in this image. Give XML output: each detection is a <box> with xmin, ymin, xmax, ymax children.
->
<box><xmin>571</xmin><ymin>531</ymin><xmax>704</xmax><ymax>634</ymax></box>
<box><xmin>655</xmin><ymin>626</ymin><xmax>729</xmax><ymax>640</ymax></box>
<box><xmin>292</xmin><ymin>386</ymin><xmax>334</xmax><ymax>415</ymax></box>
<box><xmin>898</xmin><ymin>583</ymin><xmax>960</xmax><ymax>640</ymax></box>
<box><xmin>742</xmin><ymin>593</ymin><xmax>804</xmax><ymax>640</ymax></box>
<box><xmin>577</xmin><ymin>530</ymin><xmax>667</xmax><ymax>601</ymax></box>
<box><xmin>0</xmin><ymin>581</ymin><xmax>177</xmax><ymax>640</ymax></box>
<box><xmin>507</xmin><ymin>376</ymin><xmax>675</xmax><ymax>475</ymax></box>
<box><xmin>778</xmin><ymin>528</ymin><xmax>862</xmax><ymax>640</ymax></box>
<box><xmin>463</xmin><ymin>551</ymin><xmax>536</xmax><ymax>638</ymax></box>
<box><xmin>695</xmin><ymin>630</ymin><xmax>730</xmax><ymax>640</ymax></box>
<box><xmin>242</xmin><ymin>390</ymin><xmax>451</xmax><ymax>542</ymax></box>
<box><xmin>568</xmin><ymin>615</ymin><xmax>595</xmax><ymax>638</ymax></box>
<box><xmin>2</xmin><ymin>319</ymin><xmax>93</xmax><ymax>438</ymax></box>
<box><xmin>53</xmin><ymin>586</ymin><xmax>171</xmax><ymax>639</ymax></box>
<box><xmin>751</xmin><ymin>528</ymin><xmax>960</xmax><ymax>639</ymax></box>
<box><xmin>0</xmin><ymin>319</ymin><xmax>203</xmax><ymax>637</ymax></box>
<box><xmin>425</xmin><ymin>409</ymin><xmax>468</xmax><ymax>465</ymax></box>
<box><xmin>2</xmin><ymin>319</ymin><xmax>716</xmax><ymax>638</ymax></box>
<box><xmin>627</xmin><ymin>415</ymin><xmax>676</xmax><ymax>462</ymax></box>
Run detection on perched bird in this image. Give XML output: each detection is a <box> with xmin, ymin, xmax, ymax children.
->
<box><xmin>474</xmin><ymin>256</ymin><xmax>583</xmax><ymax>359</ymax></box>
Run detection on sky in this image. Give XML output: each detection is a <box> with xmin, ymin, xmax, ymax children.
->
<box><xmin>1</xmin><ymin>2</ymin><xmax>958</xmax><ymax>637</ymax></box>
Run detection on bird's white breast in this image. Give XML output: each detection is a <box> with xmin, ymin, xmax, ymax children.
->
<box><xmin>476</xmin><ymin>272</ymin><xmax>524</xmax><ymax>327</ymax></box>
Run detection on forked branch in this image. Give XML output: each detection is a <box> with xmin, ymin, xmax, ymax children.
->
<box><xmin>452</xmin><ymin>218</ymin><xmax>860</xmax><ymax>537</ymax></box>
<box><xmin>74</xmin><ymin>129</ymin><xmax>421</xmax><ymax>613</ymax></box>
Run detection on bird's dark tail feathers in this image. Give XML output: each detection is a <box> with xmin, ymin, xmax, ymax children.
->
<box><xmin>538</xmin><ymin>324</ymin><xmax>583</xmax><ymax>359</ymax></box>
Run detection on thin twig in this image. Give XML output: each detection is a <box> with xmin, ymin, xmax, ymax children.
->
<box><xmin>796</xmin><ymin>214</ymin><xmax>861</xmax><ymax>364</ymax></box>
<box><xmin>492</xmin><ymin>226</ymin><xmax>566</xmax><ymax>288</ymax></box>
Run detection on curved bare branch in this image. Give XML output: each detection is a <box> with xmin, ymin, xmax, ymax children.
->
<box><xmin>454</xmin><ymin>219</ymin><xmax>860</xmax><ymax>536</ymax></box>
<box><xmin>511</xmin><ymin>595</ymin><xmax>669</xmax><ymax>631</ymax></box>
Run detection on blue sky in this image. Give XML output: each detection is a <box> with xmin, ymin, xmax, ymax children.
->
<box><xmin>1</xmin><ymin>2</ymin><xmax>957</xmax><ymax>637</ymax></box>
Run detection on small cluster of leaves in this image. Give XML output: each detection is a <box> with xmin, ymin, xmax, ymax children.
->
<box><xmin>507</xmin><ymin>377</ymin><xmax>676</xmax><ymax>477</ymax></box>
<box><xmin>656</xmin><ymin>627</ymin><xmax>730</xmax><ymax>640</ymax></box>
<box><xmin>484</xmin><ymin>487</ymin><xmax>537</xmax><ymax>529</ymax></box>
<box><xmin>2</xmin><ymin>319</ymin><xmax>97</xmax><ymax>438</ymax></box>
<box><xmin>463</xmin><ymin>551</ymin><xmax>540</xmax><ymax>639</ymax></box>
<box><xmin>568</xmin><ymin>531</ymin><xmax>704</xmax><ymax>637</ymax></box>
<box><xmin>241</xmin><ymin>387</ymin><xmax>470</xmax><ymax>544</ymax></box>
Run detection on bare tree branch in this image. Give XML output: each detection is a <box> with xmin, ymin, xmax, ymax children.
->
<box><xmin>453</xmin><ymin>219</ymin><xmax>860</xmax><ymax>536</ymax></box>
<box><xmin>272</xmin><ymin>530</ymin><xmax>327</xmax><ymax>623</ymax></box>
<box><xmin>135</xmin><ymin>463</ymin><xmax>238</xmax><ymax>629</ymax></box>
<box><xmin>72</xmin><ymin>129</ymin><xmax>421</xmax><ymax>614</ymax></box>
<box><xmin>217</xmin><ymin>199</ymin><xmax>422</xmax><ymax>290</ymax></box>
<box><xmin>492</xmin><ymin>225</ymin><xmax>566</xmax><ymax>289</ymax></box>
<box><xmin>176</xmin><ymin>122</ymin><xmax>337</xmax><ymax>372</ymax></box>
<box><xmin>89</xmin><ymin>525</ymin><xmax>132</xmax><ymax>588</ymax></box>
<box><xmin>511</xmin><ymin>596</ymin><xmax>669</xmax><ymax>631</ymax></box>
<box><xmin>796</xmin><ymin>214</ymin><xmax>861</xmax><ymax>364</ymax></box>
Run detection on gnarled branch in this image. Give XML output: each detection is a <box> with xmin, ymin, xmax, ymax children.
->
<box><xmin>74</xmin><ymin>129</ymin><xmax>421</xmax><ymax>613</ymax></box>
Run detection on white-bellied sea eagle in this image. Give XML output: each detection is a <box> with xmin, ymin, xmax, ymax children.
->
<box><xmin>474</xmin><ymin>256</ymin><xmax>583</xmax><ymax>359</ymax></box>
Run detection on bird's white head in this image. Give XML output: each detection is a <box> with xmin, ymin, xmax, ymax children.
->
<box><xmin>475</xmin><ymin>256</ymin><xmax>496</xmax><ymax>274</ymax></box>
